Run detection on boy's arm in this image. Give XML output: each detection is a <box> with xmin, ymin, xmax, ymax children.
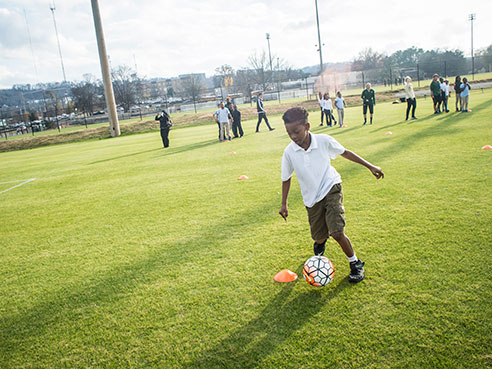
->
<box><xmin>340</xmin><ymin>150</ymin><xmax>384</xmax><ymax>179</ymax></box>
<box><xmin>279</xmin><ymin>178</ymin><xmax>291</xmax><ymax>220</ymax></box>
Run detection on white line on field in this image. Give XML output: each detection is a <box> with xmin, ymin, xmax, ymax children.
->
<box><xmin>0</xmin><ymin>178</ymin><xmax>37</xmax><ymax>195</ymax></box>
<box><xmin>0</xmin><ymin>179</ymin><xmax>34</xmax><ymax>184</ymax></box>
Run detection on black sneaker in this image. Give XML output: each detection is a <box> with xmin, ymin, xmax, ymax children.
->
<box><xmin>269</xmin><ymin>128</ymin><xmax>275</xmax><ymax>131</ymax></box>
<box><xmin>313</xmin><ymin>241</ymin><xmax>326</xmax><ymax>256</ymax></box>
<box><xmin>349</xmin><ymin>259</ymin><xmax>365</xmax><ymax>283</ymax></box>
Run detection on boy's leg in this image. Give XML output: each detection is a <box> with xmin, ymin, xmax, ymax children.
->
<box><xmin>320</xmin><ymin>108</ymin><xmax>325</xmax><ymax>125</ymax></box>
<box><xmin>219</xmin><ymin>122</ymin><xmax>225</xmax><ymax>141</ymax></box>
<box><xmin>256</xmin><ymin>114</ymin><xmax>262</xmax><ymax>132</ymax></box>
<box><xmin>238</xmin><ymin>122</ymin><xmax>244</xmax><ymax>137</ymax></box>
<box><xmin>324</xmin><ymin>184</ymin><xmax>365</xmax><ymax>282</ymax></box>
<box><xmin>406</xmin><ymin>99</ymin><xmax>411</xmax><ymax>120</ymax></box>
<box><xmin>232</xmin><ymin>121</ymin><xmax>238</xmax><ymax>138</ymax></box>
<box><xmin>264</xmin><ymin>114</ymin><xmax>274</xmax><ymax>130</ymax></box>
<box><xmin>227</xmin><ymin>121</ymin><xmax>232</xmax><ymax>140</ymax></box>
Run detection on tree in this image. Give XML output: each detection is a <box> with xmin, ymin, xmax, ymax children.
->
<box><xmin>71</xmin><ymin>75</ymin><xmax>101</xmax><ymax>117</ymax></box>
<box><xmin>178</xmin><ymin>73</ymin><xmax>205</xmax><ymax>113</ymax></box>
<box><xmin>475</xmin><ymin>44</ymin><xmax>492</xmax><ymax>72</ymax></box>
<box><xmin>111</xmin><ymin>65</ymin><xmax>141</xmax><ymax>112</ymax></box>
<box><xmin>391</xmin><ymin>47</ymin><xmax>424</xmax><ymax>68</ymax></box>
<box><xmin>351</xmin><ymin>48</ymin><xmax>384</xmax><ymax>71</ymax></box>
<box><xmin>247</xmin><ymin>51</ymin><xmax>273</xmax><ymax>91</ymax></box>
<box><xmin>214</xmin><ymin>64</ymin><xmax>235</xmax><ymax>98</ymax></box>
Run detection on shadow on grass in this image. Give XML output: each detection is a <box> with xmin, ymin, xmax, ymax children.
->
<box><xmin>0</xmin><ymin>197</ymin><xmax>286</xmax><ymax>365</ymax></box>
<box><xmin>89</xmin><ymin>148</ymin><xmax>162</xmax><ymax>165</ymax></box>
<box><xmin>183</xmin><ymin>277</ymin><xmax>352</xmax><ymax>369</ymax></box>
<box><xmin>155</xmin><ymin>138</ymin><xmax>219</xmax><ymax>157</ymax></box>
<box><xmin>369</xmin><ymin>98</ymin><xmax>491</xmax><ymax>134</ymax></box>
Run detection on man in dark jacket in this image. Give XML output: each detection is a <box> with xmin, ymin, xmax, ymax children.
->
<box><xmin>155</xmin><ymin>110</ymin><xmax>172</xmax><ymax>148</ymax></box>
<box><xmin>255</xmin><ymin>92</ymin><xmax>274</xmax><ymax>132</ymax></box>
<box><xmin>231</xmin><ymin>105</ymin><xmax>243</xmax><ymax>138</ymax></box>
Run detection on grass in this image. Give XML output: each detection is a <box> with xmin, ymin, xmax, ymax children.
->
<box><xmin>1</xmin><ymin>89</ymin><xmax>491</xmax><ymax>368</ymax></box>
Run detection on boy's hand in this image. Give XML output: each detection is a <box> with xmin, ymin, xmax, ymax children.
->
<box><xmin>370</xmin><ymin>166</ymin><xmax>384</xmax><ymax>179</ymax></box>
<box><xmin>279</xmin><ymin>205</ymin><xmax>288</xmax><ymax>221</ymax></box>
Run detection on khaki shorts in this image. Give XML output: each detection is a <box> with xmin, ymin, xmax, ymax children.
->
<box><xmin>306</xmin><ymin>183</ymin><xmax>345</xmax><ymax>240</ymax></box>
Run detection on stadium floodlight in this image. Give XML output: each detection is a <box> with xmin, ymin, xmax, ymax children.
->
<box><xmin>91</xmin><ymin>0</ymin><xmax>120</xmax><ymax>137</ymax></box>
<box><xmin>49</xmin><ymin>2</ymin><xmax>67</xmax><ymax>82</ymax></box>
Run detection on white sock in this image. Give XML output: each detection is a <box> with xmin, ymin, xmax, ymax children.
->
<box><xmin>348</xmin><ymin>254</ymin><xmax>358</xmax><ymax>263</ymax></box>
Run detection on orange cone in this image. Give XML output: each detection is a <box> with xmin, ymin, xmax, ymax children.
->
<box><xmin>230</xmin><ymin>151</ymin><xmax>237</xmax><ymax>155</ymax></box>
<box><xmin>482</xmin><ymin>145</ymin><xmax>492</xmax><ymax>150</ymax></box>
<box><xmin>238</xmin><ymin>175</ymin><xmax>248</xmax><ymax>180</ymax></box>
<box><xmin>385</xmin><ymin>131</ymin><xmax>393</xmax><ymax>135</ymax></box>
<box><xmin>274</xmin><ymin>269</ymin><xmax>298</xmax><ymax>282</ymax></box>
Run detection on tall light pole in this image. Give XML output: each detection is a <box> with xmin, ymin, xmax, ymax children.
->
<box><xmin>469</xmin><ymin>13</ymin><xmax>476</xmax><ymax>80</ymax></box>
<box><xmin>49</xmin><ymin>2</ymin><xmax>67</xmax><ymax>82</ymax></box>
<box><xmin>91</xmin><ymin>0</ymin><xmax>120</xmax><ymax>137</ymax></box>
<box><xmin>314</xmin><ymin>0</ymin><xmax>324</xmax><ymax>75</ymax></box>
<box><xmin>266</xmin><ymin>33</ymin><xmax>273</xmax><ymax>72</ymax></box>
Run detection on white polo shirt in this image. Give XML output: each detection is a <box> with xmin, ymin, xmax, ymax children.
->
<box><xmin>215</xmin><ymin>108</ymin><xmax>231</xmax><ymax>123</ymax></box>
<box><xmin>281</xmin><ymin>133</ymin><xmax>345</xmax><ymax>207</ymax></box>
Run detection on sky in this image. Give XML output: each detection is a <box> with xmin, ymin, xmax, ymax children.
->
<box><xmin>0</xmin><ymin>0</ymin><xmax>491</xmax><ymax>89</ymax></box>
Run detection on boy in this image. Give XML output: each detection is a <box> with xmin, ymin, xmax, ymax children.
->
<box><xmin>278</xmin><ymin>107</ymin><xmax>384</xmax><ymax>283</ymax></box>
<box><xmin>334</xmin><ymin>91</ymin><xmax>346</xmax><ymax>128</ymax></box>
<box><xmin>430</xmin><ymin>74</ymin><xmax>442</xmax><ymax>114</ymax></box>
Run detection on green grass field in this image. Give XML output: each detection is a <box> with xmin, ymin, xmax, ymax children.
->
<box><xmin>1</xmin><ymin>89</ymin><xmax>491</xmax><ymax>368</ymax></box>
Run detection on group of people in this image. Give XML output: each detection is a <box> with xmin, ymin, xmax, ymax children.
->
<box><xmin>318</xmin><ymin>84</ymin><xmax>376</xmax><ymax>127</ymax></box>
<box><xmin>213</xmin><ymin>92</ymin><xmax>275</xmax><ymax>142</ymax></box>
<box><xmin>430</xmin><ymin>74</ymin><xmax>472</xmax><ymax>114</ymax></box>
<box><xmin>213</xmin><ymin>98</ymin><xmax>243</xmax><ymax>142</ymax></box>
<box><xmin>316</xmin><ymin>91</ymin><xmax>348</xmax><ymax>127</ymax></box>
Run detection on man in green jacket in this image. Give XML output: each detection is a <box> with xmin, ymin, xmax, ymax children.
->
<box><xmin>430</xmin><ymin>74</ymin><xmax>442</xmax><ymax>114</ymax></box>
<box><xmin>361</xmin><ymin>83</ymin><xmax>376</xmax><ymax>125</ymax></box>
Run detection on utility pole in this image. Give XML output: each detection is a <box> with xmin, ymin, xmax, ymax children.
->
<box><xmin>91</xmin><ymin>0</ymin><xmax>120</xmax><ymax>137</ymax></box>
<box><xmin>314</xmin><ymin>0</ymin><xmax>324</xmax><ymax>75</ymax></box>
<box><xmin>49</xmin><ymin>2</ymin><xmax>67</xmax><ymax>82</ymax></box>
<box><xmin>266</xmin><ymin>33</ymin><xmax>273</xmax><ymax>89</ymax></box>
<box><xmin>277</xmin><ymin>57</ymin><xmax>281</xmax><ymax>103</ymax></box>
<box><xmin>469</xmin><ymin>13</ymin><xmax>476</xmax><ymax>80</ymax></box>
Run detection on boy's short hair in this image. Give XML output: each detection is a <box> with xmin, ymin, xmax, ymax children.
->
<box><xmin>282</xmin><ymin>107</ymin><xmax>308</xmax><ymax>125</ymax></box>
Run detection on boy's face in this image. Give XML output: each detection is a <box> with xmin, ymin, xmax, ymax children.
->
<box><xmin>285</xmin><ymin>121</ymin><xmax>310</xmax><ymax>148</ymax></box>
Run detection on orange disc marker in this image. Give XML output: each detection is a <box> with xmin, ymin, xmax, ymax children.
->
<box><xmin>274</xmin><ymin>269</ymin><xmax>298</xmax><ymax>283</ymax></box>
<box><xmin>482</xmin><ymin>145</ymin><xmax>492</xmax><ymax>150</ymax></box>
<box><xmin>342</xmin><ymin>125</ymin><xmax>348</xmax><ymax>128</ymax></box>
<box><xmin>230</xmin><ymin>151</ymin><xmax>237</xmax><ymax>155</ymax></box>
<box><xmin>385</xmin><ymin>131</ymin><xmax>393</xmax><ymax>135</ymax></box>
<box><xmin>238</xmin><ymin>175</ymin><xmax>248</xmax><ymax>180</ymax></box>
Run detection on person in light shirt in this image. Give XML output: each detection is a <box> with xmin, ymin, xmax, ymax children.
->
<box><xmin>279</xmin><ymin>107</ymin><xmax>384</xmax><ymax>283</ymax></box>
<box><xmin>403</xmin><ymin>76</ymin><xmax>417</xmax><ymax>120</ymax></box>
<box><xmin>334</xmin><ymin>91</ymin><xmax>346</xmax><ymax>128</ymax></box>
<box><xmin>213</xmin><ymin>102</ymin><xmax>233</xmax><ymax>141</ymax></box>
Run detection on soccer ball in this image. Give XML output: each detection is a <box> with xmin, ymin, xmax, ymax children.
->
<box><xmin>303</xmin><ymin>255</ymin><xmax>335</xmax><ymax>287</ymax></box>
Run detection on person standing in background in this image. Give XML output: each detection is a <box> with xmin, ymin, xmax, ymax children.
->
<box><xmin>334</xmin><ymin>91</ymin><xmax>346</xmax><ymax>128</ymax></box>
<box><xmin>361</xmin><ymin>83</ymin><xmax>376</xmax><ymax>125</ymax></box>
<box><xmin>403</xmin><ymin>76</ymin><xmax>417</xmax><ymax>120</ymax></box>
<box><xmin>454</xmin><ymin>76</ymin><xmax>462</xmax><ymax>112</ymax></box>
<box><xmin>430</xmin><ymin>74</ymin><xmax>442</xmax><ymax>114</ymax></box>
<box><xmin>231</xmin><ymin>105</ymin><xmax>243</xmax><ymax>138</ymax></box>
<box><xmin>155</xmin><ymin>109</ymin><xmax>173</xmax><ymax>148</ymax></box>
<box><xmin>460</xmin><ymin>77</ymin><xmax>471</xmax><ymax>113</ymax></box>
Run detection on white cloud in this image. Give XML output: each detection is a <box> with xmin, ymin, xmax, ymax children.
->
<box><xmin>0</xmin><ymin>0</ymin><xmax>491</xmax><ymax>88</ymax></box>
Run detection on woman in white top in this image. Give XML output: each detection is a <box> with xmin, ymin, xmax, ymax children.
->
<box><xmin>403</xmin><ymin>76</ymin><xmax>417</xmax><ymax>120</ymax></box>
